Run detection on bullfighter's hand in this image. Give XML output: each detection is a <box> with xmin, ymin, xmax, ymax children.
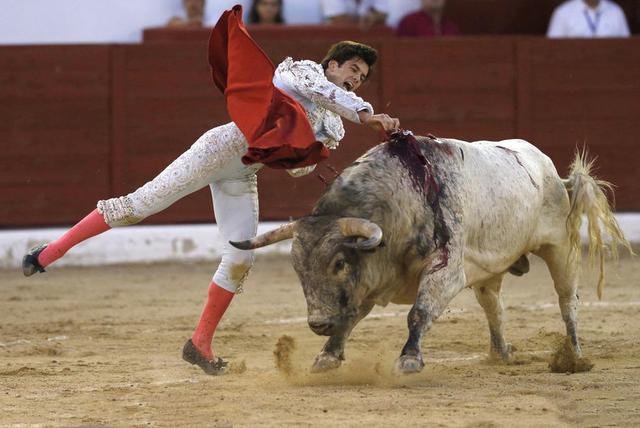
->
<box><xmin>359</xmin><ymin>112</ymin><xmax>400</xmax><ymax>133</ymax></box>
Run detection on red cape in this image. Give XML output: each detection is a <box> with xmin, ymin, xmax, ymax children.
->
<box><xmin>209</xmin><ymin>5</ymin><xmax>329</xmax><ymax>169</ymax></box>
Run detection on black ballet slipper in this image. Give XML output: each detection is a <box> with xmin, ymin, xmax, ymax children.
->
<box><xmin>22</xmin><ymin>244</ymin><xmax>48</xmax><ymax>277</ymax></box>
<box><xmin>182</xmin><ymin>339</ymin><xmax>228</xmax><ymax>375</ymax></box>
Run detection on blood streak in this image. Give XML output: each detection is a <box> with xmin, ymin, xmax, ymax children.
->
<box><xmin>386</xmin><ymin>131</ymin><xmax>451</xmax><ymax>270</ymax></box>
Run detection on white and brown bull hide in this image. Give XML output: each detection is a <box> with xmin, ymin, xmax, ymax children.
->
<box><xmin>231</xmin><ymin>131</ymin><xmax>631</xmax><ymax>375</ymax></box>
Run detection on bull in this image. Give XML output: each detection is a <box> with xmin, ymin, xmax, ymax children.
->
<box><xmin>231</xmin><ymin>132</ymin><xmax>631</xmax><ymax>374</ymax></box>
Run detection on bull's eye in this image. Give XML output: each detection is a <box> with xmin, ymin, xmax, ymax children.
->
<box><xmin>334</xmin><ymin>259</ymin><xmax>346</xmax><ymax>272</ymax></box>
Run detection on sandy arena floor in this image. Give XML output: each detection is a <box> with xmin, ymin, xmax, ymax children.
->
<box><xmin>1</xmin><ymin>254</ymin><xmax>638</xmax><ymax>427</ymax></box>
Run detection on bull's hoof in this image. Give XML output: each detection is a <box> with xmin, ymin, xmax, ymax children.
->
<box><xmin>310</xmin><ymin>352</ymin><xmax>342</xmax><ymax>373</ymax></box>
<box><xmin>489</xmin><ymin>343</ymin><xmax>514</xmax><ymax>363</ymax></box>
<box><xmin>393</xmin><ymin>355</ymin><xmax>425</xmax><ymax>375</ymax></box>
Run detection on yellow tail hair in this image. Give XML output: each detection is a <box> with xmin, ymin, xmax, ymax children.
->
<box><xmin>563</xmin><ymin>149</ymin><xmax>633</xmax><ymax>299</ymax></box>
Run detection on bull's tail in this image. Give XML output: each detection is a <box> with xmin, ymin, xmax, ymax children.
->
<box><xmin>562</xmin><ymin>149</ymin><xmax>633</xmax><ymax>299</ymax></box>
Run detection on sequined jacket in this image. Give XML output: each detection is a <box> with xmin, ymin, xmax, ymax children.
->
<box><xmin>273</xmin><ymin>57</ymin><xmax>374</xmax><ymax>177</ymax></box>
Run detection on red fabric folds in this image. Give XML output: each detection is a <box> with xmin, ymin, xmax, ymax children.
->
<box><xmin>209</xmin><ymin>5</ymin><xmax>329</xmax><ymax>169</ymax></box>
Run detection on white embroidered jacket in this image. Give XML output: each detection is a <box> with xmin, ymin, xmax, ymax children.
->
<box><xmin>273</xmin><ymin>57</ymin><xmax>374</xmax><ymax>177</ymax></box>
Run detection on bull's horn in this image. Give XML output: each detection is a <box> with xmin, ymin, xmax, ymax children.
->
<box><xmin>229</xmin><ymin>221</ymin><xmax>297</xmax><ymax>250</ymax></box>
<box><xmin>337</xmin><ymin>218</ymin><xmax>383</xmax><ymax>250</ymax></box>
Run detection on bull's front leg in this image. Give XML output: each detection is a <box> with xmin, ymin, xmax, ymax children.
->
<box><xmin>311</xmin><ymin>335</ymin><xmax>347</xmax><ymax>373</ymax></box>
<box><xmin>395</xmin><ymin>255</ymin><xmax>466</xmax><ymax>375</ymax></box>
<box><xmin>311</xmin><ymin>301</ymin><xmax>375</xmax><ymax>373</ymax></box>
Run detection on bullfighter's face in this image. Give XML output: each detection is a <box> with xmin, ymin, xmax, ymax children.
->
<box><xmin>324</xmin><ymin>57</ymin><xmax>370</xmax><ymax>92</ymax></box>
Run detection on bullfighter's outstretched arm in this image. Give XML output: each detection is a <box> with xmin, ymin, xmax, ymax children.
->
<box><xmin>277</xmin><ymin>60</ymin><xmax>399</xmax><ymax>131</ymax></box>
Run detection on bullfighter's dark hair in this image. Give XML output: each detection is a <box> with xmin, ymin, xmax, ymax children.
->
<box><xmin>248</xmin><ymin>0</ymin><xmax>284</xmax><ymax>24</ymax></box>
<box><xmin>321</xmin><ymin>41</ymin><xmax>378</xmax><ymax>80</ymax></box>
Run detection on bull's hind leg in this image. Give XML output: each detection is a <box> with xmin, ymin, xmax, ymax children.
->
<box><xmin>472</xmin><ymin>274</ymin><xmax>513</xmax><ymax>362</ymax></box>
<box><xmin>536</xmin><ymin>243</ymin><xmax>582</xmax><ymax>357</ymax></box>
<box><xmin>311</xmin><ymin>301</ymin><xmax>375</xmax><ymax>373</ymax></box>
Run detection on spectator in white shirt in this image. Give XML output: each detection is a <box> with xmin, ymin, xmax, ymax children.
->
<box><xmin>321</xmin><ymin>0</ymin><xmax>389</xmax><ymax>27</ymax></box>
<box><xmin>547</xmin><ymin>0</ymin><xmax>630</xmax><ymax>38</ymax></box>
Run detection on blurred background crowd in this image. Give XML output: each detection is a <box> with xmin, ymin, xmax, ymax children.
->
<box><xmin>1</xmin><ymin>0</ymin><xmax>637</xmax><ymax>44</ymax></box>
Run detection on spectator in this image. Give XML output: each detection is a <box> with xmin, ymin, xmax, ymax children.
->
<box><xmin>396</xmin><ymin>0</ymin><xmax>459</xmax><ymax>37</ymax></box>
<box><xmin>249</xmin><ymin>0</ymin><xmax>284</xmax><ymax>24</ymax></box>
<box><xmin>168</xmin><ymin>0</ymin><xmax>205</xmax><ymax>27</ymax></box>
<box><xmin>321</xmin><ymin>0</ymin><xmax>389</xmax><ymax>27</ymax></box>
<box><xmin>547</xmin><ymin>0</ymin><xmax>630</xmax><ymax>38</ymax></box>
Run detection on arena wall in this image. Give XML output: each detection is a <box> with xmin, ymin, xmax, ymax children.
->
<box><xmin>1</xmin><ymin>35</ymin><xmax>639</xmax><ymax>228</ymax></box>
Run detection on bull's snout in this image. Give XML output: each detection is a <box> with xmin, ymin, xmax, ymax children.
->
<box><xmin>308</xmin><ymin>315</ymin><xmax>346</xmax><ymax>336</ymax></box>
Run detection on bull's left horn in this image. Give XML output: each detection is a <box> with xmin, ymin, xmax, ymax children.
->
<box><xmin>229</xmin><ymin>221</ymin><xmax>297</xmax><ymax>250</ymax></box>
<box><xmin>337</xmin><ymin>218</ymin><xmax>383</xmax><ymax>250</ymax></box>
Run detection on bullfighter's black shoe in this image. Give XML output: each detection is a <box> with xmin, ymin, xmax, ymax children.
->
<box><xmin>22</xmin><ymin>244</ymin><xmax>48</xmax><ymax>277</ymax></box>
<box><xmin>508</xmin><ymin>255</ymin><xmax>530</xmax><ymax>276</ymax></box>
<box><xmin>182</xmin><ymin>339</ymin><xmax>228</xmax><ymax>375</ymax></box>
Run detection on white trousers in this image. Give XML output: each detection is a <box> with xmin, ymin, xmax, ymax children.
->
<box><xmin>97</xmin><ymin>122</ymin><xmax>262</xmax><ymax>292</ymax></box>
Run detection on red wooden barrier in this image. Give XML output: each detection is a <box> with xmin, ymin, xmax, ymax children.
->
<box><xmin>1</xmin><ymin>36</ymin><xmax>639</xmax><ymax>227</ymax></box>
<box><xmin>0</xmin><ymin>46</ymin><xmax>111</xmax><ymax>226</ymax></box>
<box><xmin>144</xmin><ymin>24</ymin><xmax>394</xmax><ymax>44</ymax></box>
<box><xmin>516</xmin><ymin>38</ymin><xmax>640</xmax><ymax>210</ymax></box>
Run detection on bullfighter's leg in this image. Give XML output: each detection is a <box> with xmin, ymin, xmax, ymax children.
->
<box><xmin>472</xmin><ymin>274</ymin><xmax>513</xmax><ymax>362</ymax></box>
<box><xmin>311</xmin><ymin>301</ymin><xmax>375</xmax><ymax>373</ymax></box>
<box><xmin>210</xmin><ymin>175</ymin><xmax>260</xmax><ymax>292</ymax></box>
<box><xmin>536</xmin><ymin>243</ymin><xmax>582</xmax><ymax>357</ymax></box>
<box><xmin>395</xmin><ymin>261</ymin><xmax>466</xmax><ymax>374</ymax></box>
<box><xmin>23</xmin><ymin>122</ymin><xmax>249</xmax><ymax>274</ymax></box>
<box><xmin>185</xmin><ymin>167</ymin><xmax>261</xmax><ymax>374</ymax></box>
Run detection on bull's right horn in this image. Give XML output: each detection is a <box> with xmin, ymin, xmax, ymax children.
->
<box><xmin>229</xmin><ymin>221</ymin><xmax>297</xmax><ymax>250</ymax></box>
